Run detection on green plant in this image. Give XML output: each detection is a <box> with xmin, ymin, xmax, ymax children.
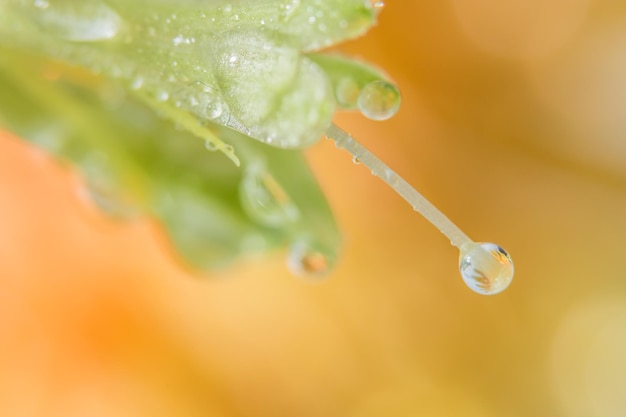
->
<box><xmin>0</xmin><ymin>0</ymin><xmax>514</xmax><ymax>293</ymax></box>
<box><xmin>0</xmin><ymin>0</ymin><xmax>396</xmax><ymax>274</ymax></box>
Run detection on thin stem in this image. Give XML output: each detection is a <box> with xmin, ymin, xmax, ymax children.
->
<box><xmin>326</xmin><ymin>123</ymin><xmax>473</xmax><ymax>249</ymax></box>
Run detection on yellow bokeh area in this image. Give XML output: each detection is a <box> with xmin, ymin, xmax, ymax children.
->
<box><xmin>2</xmin><ymin>1</ymin><xmax>626</xmax><ymax>416</ymax></box>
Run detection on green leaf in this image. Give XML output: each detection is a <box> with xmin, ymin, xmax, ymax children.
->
<box><xmin>0</xmin><ymin>0</ymin><xmax>398</xmax><ymax>274</ymax></box>
<box><xmin>0</xmin><ymin>52</ymin><xmax>341</xmax><ymax>271</ymax></box>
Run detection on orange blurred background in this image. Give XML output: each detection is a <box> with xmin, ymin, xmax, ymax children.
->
<box><xmin>2</xmin><ymin>1</ymin><xmax>626</xmax><ymax>416</ymax></box>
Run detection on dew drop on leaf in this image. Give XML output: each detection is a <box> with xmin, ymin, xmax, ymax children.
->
<box><xmin>357</xmin><ymin>80</ymin><xmax>401</xmax><ymax>121</ymax></box>
<box><xmin>239</xmin><ymin>163</ymin><xmax>299</xmax><ymax>227</ymax></box>
<box><xmin>204</xmin><ymin>140</ymin><xmax>218</xmax><ymax>151</ymax></box>
<box><xmin>365</xmin><ymin>0</ymin><xmax>385</xmax><ymax>11</ymax></box>
<box><xmin>130</xmin><ymin>76</ymin><xmax>143</xmax><ymax>90</ymax></box>
<box><xmin>156</xmin><ymin>90</ymin><xmax>169</xmax><ymax>102</ymax></box>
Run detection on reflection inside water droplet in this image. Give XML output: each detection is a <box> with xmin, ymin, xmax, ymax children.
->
<box><xmin>357</xmin><ymin>80</ymin><xmax>401</xmax><ymax>121</ymax></box>
<box><xmin>459</xmin><ymin>242</ymin><xmax>514</xmax><ymax>295</ymax></box>
<box><xmin>239</xmin><ymin>163</ymin><xmax>299</xmax><ymax>227</ymax></box>
<box><xmin>287</xmin><ymin>239</ymin><xmax>337</xmax><ymax>278</ymax></box>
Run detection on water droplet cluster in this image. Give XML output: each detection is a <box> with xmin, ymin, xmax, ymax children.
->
<box><xmin>2</xmin><ymin>0</ymin><xmax>386</xmax><ymax>151</ymax></box>
<box><xmin>1</xmin><ymin>0</ymin><xmax>513</xmax><ymax>292</ymax></box>
<box><xmin>308</xmin><ymin>54</ymin><xmax>402</xmax><ymax>122</ymax></box>
<box><xmin>28</xmin><ymin>0</ymin><xmax>122</xmax><ymax>41</ymax></box>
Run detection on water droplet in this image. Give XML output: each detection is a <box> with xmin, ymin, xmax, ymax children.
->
<box><xmin>34</xmin><ymin>0</ymin><xmax>49</xmax><ymax>9</ymax></box>
<box><xmin>352</xmin><ymin>156</ymin><xmax>361</xmax><ymax>164</ymax></box>
<box><xmin>383</xmin><ymin>168</ymin><xmax>399</xmax><ymax>186</ymax></box>
<box><xmin>357</xmin><ymin>80</ymin><xmax>401</xmax><ymax>121</ymax></box>
<box><xmin>287</xmin><ymin>239</ymin><xmax>337</xmax><ymax>278</ymax></box>
<box><xmin>204</xmin><ymin>140</ymin><xmax>218</xmax><ymax>151</ymax></box>
<box><xmin>336</xmin><ymin>77</ymin><xmax>360</xmax><ymax>107</ymax></box>
<box><xmin>239</xmin><ymin>164</ymin><xmax>299</xmax><ymax>227</ymax></box>
<box><xmin>31</xmin><ymin>0</ymin><xmax>122</xmax><ymax>41</ymax></box>
<box><xmin>207</xmin><ymin>101</ymin><xmax>223</xmax><ymax>119</ymax></box>
<box><xmin>130</xmin><ymin>76</ymin><xmax>143</xmax><ymax>90</ymax></box>
<box><xmin>459</xmin><ymin>242</ymin><xmax>514</xmax><ymax>295</ymax></box>
<box><xmin>187</xmin><ymin>82</ymin><xmax>227</xmax><ymax>120</ymax></box>
<box><xmin>280</xmin><ymin>0</ymin><xmax>300</xmax><ymax>21</ymax></box>
<box><xmin>156</xmin><ymin>90</ymin><xmax>169</xmax><ymax>102</ymax></box>
<box><xmin>172</xmin><ymin>34</ymin><xmax>184</xmax><ymax>46</ymax></box>
<box><xmin>365</xmin><ymin>0</ymin><xmax>385</xmax><ymax>10</ymax></box>
<box><xmin>81</xmin><ymin>182</ymin><xmax>138</xmax><ymax>218</ymax></box>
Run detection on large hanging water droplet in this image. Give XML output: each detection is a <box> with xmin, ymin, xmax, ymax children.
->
<box><xmin>30</xmin><ymin>0</ymin><xmax>122</xmax><ymax>41</ymax></box>
<box><xmin>239</xmin><ymin>163</ymin><xmax>299</xmax><ymax>227</ymax></box>
<box><xmin>357</xmin><ymin>80</ymin><xmax>401</xmax><ymax>121</ymax></box>
<box><xmin>287</xmin><ymin>238</ymin><xmax>337</xmax><ymax>278</ymax></box>
<box><xmin>459</xmin><ymin>242</ymin><xmax>514</xmax><ymax>295</ymax></box>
